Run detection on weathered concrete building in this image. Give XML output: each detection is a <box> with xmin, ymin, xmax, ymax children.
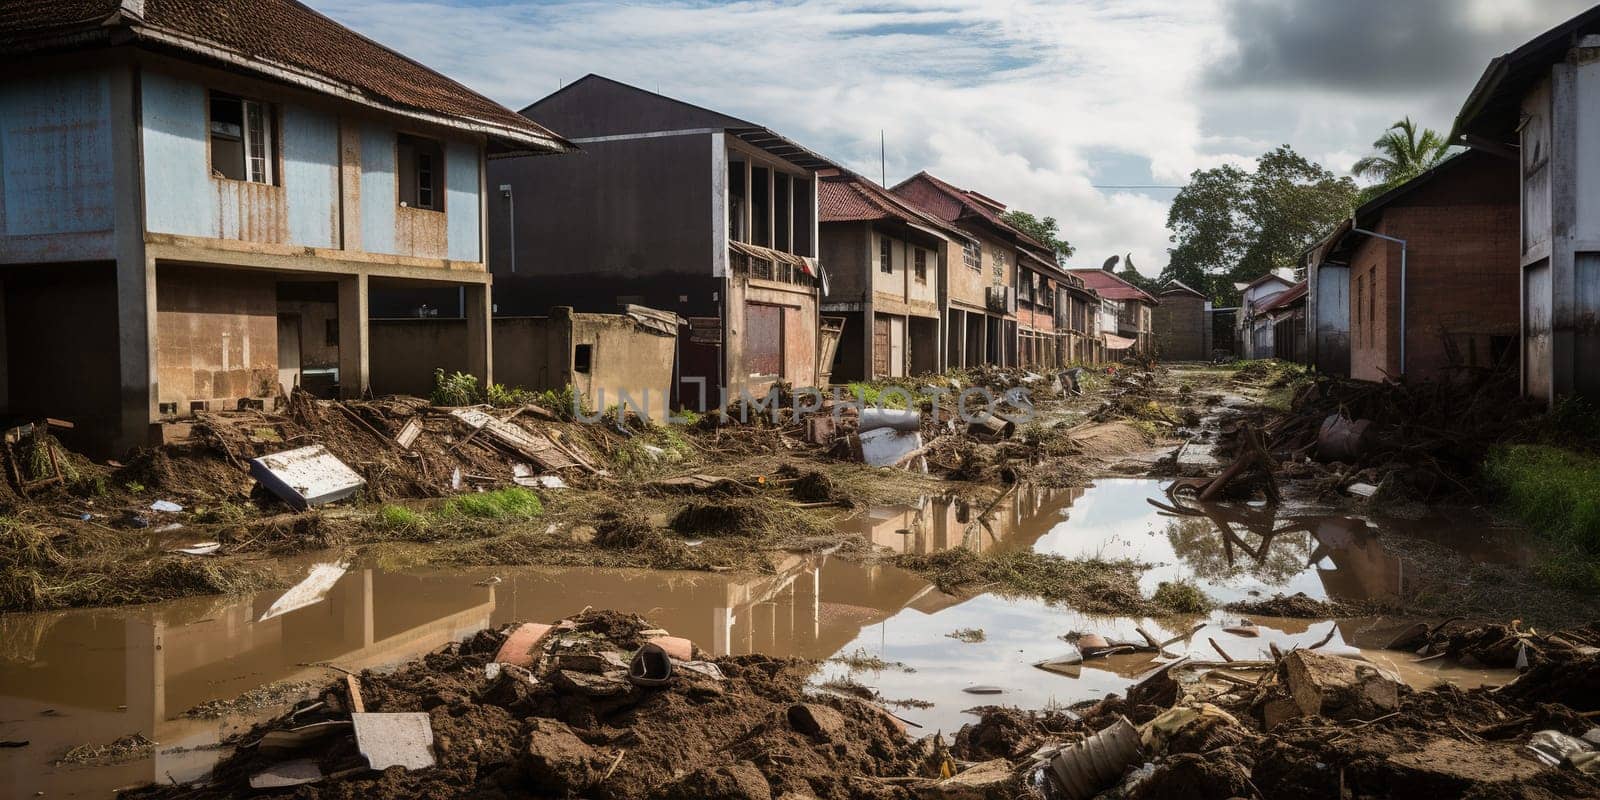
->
<box><xmin>1234</xmin><ymin>271</ymin><xmax>1296</xmax><ymax>360</ymax></box>
<box><xmin>489</xmin><ymin>75</ymin><xmax>834</xmax><ymax>406</ymax></box>
<box><xmin>1259</xmin><ymin>281</ymin><xmax>1307</xmax><ymax>364</ymax></box>
<box><xmin>1455</xmin><ymin>6</ymin><xmax>1600</xmax><ymax>403</ymax></box>
<box><xmin>818</xmin><ymin>170</ymin><xmax>967</xmax><ymax>381</ymax></box>
<box><xmin>1057</xmin><ymin>272</ymin><xmax>1102</xmax><ymax>364</ymax></box>
<box><xmin>892</xmin><ymin>172</ymin><xmax>1068</xmax><ymax>369</ymax></box>
<box><xmin>1309</xmin><ymin>151</ymin><xmax>1519</xmax><ymax>383</ymax></box>
<box><xmin>1152</xmin><ymin>280</ymin><xmax>1209</xmax><ymax>361</ymax></box>
<box><xmin>1070</xmin><ymin>268</ymin><xmax>1158</xmax><ymax>355</ymax></box>
<box><xmin>0</xmin><ymin>0</ymin><xmax>571</xmax><ymax>451</ymax></box>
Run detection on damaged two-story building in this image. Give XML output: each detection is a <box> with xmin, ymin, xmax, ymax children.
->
<box><xmin>817</xmin><ymin>170</ymin><xmax>969</xmax><ymax>381</ymax></box>
<box><xmin>0</xmin><ymin>0</ymin><xmax>572</xmax><ymax>452</ymax></box>
<box><xmin>489</xmin><ymin>75</ymin><xmax>835</xmax><ymax>407</ymax></box>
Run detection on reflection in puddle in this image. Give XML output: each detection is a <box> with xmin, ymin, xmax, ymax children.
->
<box><xmin>0</xmin><ymin>479</ymin><xmax>1525</xmax><ymax>797</ymax></box>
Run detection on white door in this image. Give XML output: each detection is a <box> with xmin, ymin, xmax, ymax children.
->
<box><xmin>888</xmin><ymin>316</ymin><xmax>906</xmax><ymax>377</ymax></box>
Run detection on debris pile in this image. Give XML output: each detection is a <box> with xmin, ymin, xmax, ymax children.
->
<box><xmin>948</xmin><ymin>641</ymin><xmax>1600</xmax><ymax>799</ymax></box>
<box><xmin>126</xmin><ymin>611</ymin><xmax>920</xmax><ymax>800</ymax></box>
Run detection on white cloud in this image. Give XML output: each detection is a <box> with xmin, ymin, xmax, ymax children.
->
<box><xmin>302</xmin><ymin>0</ymin><xmax>1568</xmax><ymax>278</ymax></box>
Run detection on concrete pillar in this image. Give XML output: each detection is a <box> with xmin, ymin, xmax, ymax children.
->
<box><xmin>464</xmin><ymin>281</ymin><xmax>492</xmax><ymax>387</ymax></box>
<box><xmin>116</xmin><ymin>256</ymin><xmax>158</xmax><ymax>449</ymax></box>
<box><xmin>338</xmin><ymin>273</ymin><xmax>369</xmax><ymax>398</ymax></box>
<box><xmin>112</xmin><ymin>62</ymin><xmax>154</xmax><ymax>452</ymax></box>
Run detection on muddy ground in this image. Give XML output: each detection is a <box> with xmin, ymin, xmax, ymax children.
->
<box><xmin>122</xmin><ymin>611</ymin><xmax>1600</xmax><ymax>800</ymax></box>
<box><xmin>4</xmin><ymin>360</ymin><xmax>1600</xmax><ymax>630</ymax></box>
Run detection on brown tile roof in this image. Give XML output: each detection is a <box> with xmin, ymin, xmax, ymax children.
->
<box><xmin>891</xmin><ymin>171</ymin><xmax>1056</xmax><ymax>255</ymax></box>
<box><xmin>0</xmin><ymin>0</ymin><xmax>572</xmax><ymax>154</ymax></box>
<box><xmin>1070</xmin><ymin>269</ymin><xmax>1159</xmax><ymax>304</ymax></box>
<box><xmin>818</xmin><ymin>171</ymin><xmax>969</xmax><ymax>241</ymax></box>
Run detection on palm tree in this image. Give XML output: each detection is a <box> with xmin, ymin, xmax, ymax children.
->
<box><xmin>1351</xmin><ymin>117</ymin><xmax>1452</xmax><ymax>201</ymax></box>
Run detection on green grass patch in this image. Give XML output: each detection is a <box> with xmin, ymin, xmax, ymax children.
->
<box><xmin>1152</xmin><ymin>580</ymin><xmax>1213</xmax><ymax>614</ymax></box>
<box><xmin>1485</xmin><ymin>443</ymin><xmax>1600</xmax><ymax>590</ymax></box>
<box><xmin>441</xmin><ymin>487</ymin><xmax>544</xmax><ymax>521</ymax></box>
<box><xmin>374</xmin><ymin>504</ymin><xmax>430</xmax><ymax>535</ymax></box>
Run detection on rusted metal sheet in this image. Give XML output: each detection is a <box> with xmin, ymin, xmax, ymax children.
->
<box><xmin>745</xmin><ymin>303</ymin><xmax>782</xmax><ymax>377</ymax></box>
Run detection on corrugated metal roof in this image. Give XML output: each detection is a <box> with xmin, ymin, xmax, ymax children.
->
<box><xmin>0</xmin><ymin>0</ymin><xmax>573</xmax><ymax>154</ymax></box>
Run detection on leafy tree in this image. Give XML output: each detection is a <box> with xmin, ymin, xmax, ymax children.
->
<box><xmin>1351</xmin><ymin>117</ymin><xmax>1452</xmax><ymax>204</ymax></box>
<box><xmin>1162</xmin><ymin>145</ymin><xmax>1357</xmax><ymax>305</ymax></box>
<box><xmin>1002</xmin><ymin>210</ymin><xmax>1075</xmax><ymax>261</ymax></box>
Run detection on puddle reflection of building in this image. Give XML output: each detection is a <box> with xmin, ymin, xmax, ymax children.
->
<box><xmin>0</xmin><ymin>568</ymin><xmax>498</xmax><ymax>797</ymax></box>
<box><xmin>841</xmin><ymin>484</ymin><xmax>1084</xmax><ymax>556</ymax></box>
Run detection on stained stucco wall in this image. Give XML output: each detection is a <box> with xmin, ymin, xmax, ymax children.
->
<box><xmin>0</xmin><ymin>69</ymin><xmax>116</xmax><ymax>262</ymax></box>
<box><xmin>154</xmin><ymin>266</ymin><xmax>279</xmax><ymax>411</ymax></box>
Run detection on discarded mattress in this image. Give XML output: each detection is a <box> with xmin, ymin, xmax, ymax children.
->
<box><xmin>858</xmin><ymin>427</ymin><xmax>924</xmax><ymax>468</ymax></box>
<box><xmin>249</xmin><ymin>444</ymin><xmax>365</xmax><ymax>511</ymax></box>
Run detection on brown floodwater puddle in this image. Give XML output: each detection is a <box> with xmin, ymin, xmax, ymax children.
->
<box><xmin>0</xmin><ymin>479</ymin><xmax>1528</xmax><ymax>797</ymax></box>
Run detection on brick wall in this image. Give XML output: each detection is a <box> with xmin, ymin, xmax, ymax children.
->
<box><xmin>1348</xmin><ymin>165</ymin><xmax>1519</xmax><ymax>381</ymax></box>
<box><xmin>1153</xmin><ymin>293</ymin><xmax>1206</xmax><ymax>360</ymax></box>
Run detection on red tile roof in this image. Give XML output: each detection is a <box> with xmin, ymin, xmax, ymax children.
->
<box><xmin>1257</xmin><ymin>280</ymin><xmax>1307</xmax><ymax>313</ymax></box>
<box><xmin>1070</xmin><ymin>269</ymin><xmax>1159</xmax><ymax>304</ymax></box>
<box><xmin>819</xmin><ymin>171</ymin><xmax>968</xmax><ymax>240</ymax></box>
<box><xmin>0</xmin><ymin>0</ymin><xmax>572</xmax><ymax>154</ymax></box>
<box><xmin>891</xmin><ymin>171</ymin><xmax>1057</xmax><ymax>256</ymax></box>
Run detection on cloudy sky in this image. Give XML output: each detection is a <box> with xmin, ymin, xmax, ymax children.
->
<box><xmin>309</xmin><ymin>0</ymin><xmax>1590</xmax><ymax>276</ymax></box>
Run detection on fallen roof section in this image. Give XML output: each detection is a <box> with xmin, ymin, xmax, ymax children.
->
<box><xmin>1070</xmin><ymin>269</ymin><xmax>1159</xmax><ymax>305</ymax></box>
<box><xmin>0</xmin><ymin>0</ymin><xmax>574</xmax><ymax>155</ymax></box>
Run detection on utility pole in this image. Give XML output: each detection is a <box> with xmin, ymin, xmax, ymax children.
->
<box><xmin>880</xmin><ymin>130</ymin><xmax>886</xmax><ymax>186</ymax></box>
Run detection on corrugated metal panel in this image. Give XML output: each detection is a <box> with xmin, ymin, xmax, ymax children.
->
<box><xmin>1524</xmin><ymin>260</ymin><xmax>1552</xmax><ymax>401</ymax></box>
<box><xmin>1576</xmin><ymin>254</ymin><xmax>1600</xmax><ymax>399</ymax></box>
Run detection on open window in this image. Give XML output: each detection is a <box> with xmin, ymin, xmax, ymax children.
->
<box><xmin>398</xmin><ymin>134</ymin><xmax>443</xmax><ymax>210</ymax></box>
<box><xmin>879</xmin><ymin>235</ymin><xmax>893</xmax><ymax>274</ymax></box>
<box><xmin>914</xmin><ymin>248</ymin><xmax>927</xmax><ymax>282</ymax></box>
<box><xmin>209</xmin><ymin>92</ymin><xmax>276</xmax><ymax>184</ymax></box>
<box><xmin>728</xmin><ymin>159</ymin><xmax>747</xmax><ymax>242</ymax></box>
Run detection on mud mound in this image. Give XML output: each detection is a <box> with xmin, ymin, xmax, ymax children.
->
<box><xmin>592</xmin><ymin>510</ymin><xmax>660</xmax><ymax>549</ymax></box>
<box><xmin>1224</xmin><ymin>592</ymin><xmax>1348</xmax><ymax>619</ymax></box>
<box><xmin>127</xmin><ymin>611</ymin><xmax>914</xmax><ymax>800</ymax></box>
<box><xmin>791</xmin><ymin>470</ymin><xmax>840</xmax><ymax>503</ymax></box>
<box><xmin>1499</xmin><ymin>652</ymin><xmax>1600</xmax><ymax>712</ymax></box>
<box><xmin>669</xmin><ymin>501</ymin><xmax>767</xmax><ymax>536</ymax></box>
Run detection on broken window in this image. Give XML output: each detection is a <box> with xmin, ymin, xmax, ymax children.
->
<box><xmin>879</xmin><ymin>236</ymin><xmax>893</xmax><ymax>274</ymax></box>
<box><xmin>914</xmin><ymin>248</ymin><xmax>927</xmax><ymax>282</ymax></box>
<box><xmin>397</xmin><ymin>134</ymin><xmax>444</xmax><ymax>210</ymax></box>
<box><xmin>209</xmin><ymin>92</ymin><xmax>275</xmax><ymax>183</ymax></box>
<box><xmin>573</xmin><ymin>344</ymin><xmax>592</xmax><ymax>374</ymax></box>
<box><xmin>963</xmin><ymin>241</ymin><xmax>980</xmax><ymax>271</ymax></box>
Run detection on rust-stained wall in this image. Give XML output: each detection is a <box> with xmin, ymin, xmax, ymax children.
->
<box><xmin>139</xmin><ymin>60</ymin><xmax>484</xmax><ymax>268</ymax></box>
<box><xmin>725</xmin><ymin>273</ymin><xmax>819</xmax><ymax>396</ymax></box>
<box><xmin>0</xmin><ymin>69</ymin><xmax>117</xmax><ymax>264</ymax></box>
<box><xmin>155</xmin><ymin>266</ymin><xmax>279</xmax><ymax>412</ymax></box>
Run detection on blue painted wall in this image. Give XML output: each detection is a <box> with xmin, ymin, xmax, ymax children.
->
<box><xmin>446</xmin><ymin>140</ymin><xmax>480</xmax><ymax>262</ymax></box>
<box><xmin>282</xmin><ymin>105</ymin><xmax>339</xmax><ymax>248</ymax></box>
<box><xmin>0</xmin><ymin>70</ymin><xmax>114</xmax><ymax>236</ymax></box>
<box><xmin>140</xmin><ymin>71</ymin><xmax>212</xmax><ymax>238</ymax></box>
<box><xmin>360</xmin><ymin>122</ymin><xmax>397</xmax><ymax>254</ymax></box>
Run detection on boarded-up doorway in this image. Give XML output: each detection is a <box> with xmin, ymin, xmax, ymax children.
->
<box><xmin>277</xmin><ymin>313</ymin><xmax>302</xmax><ymax>395</ymax></box>
<box><xmin>744</xmin><ymin>302</ymin><xmax>783</xmax><ymax>380</ymax></box>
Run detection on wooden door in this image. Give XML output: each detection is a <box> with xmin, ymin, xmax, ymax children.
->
<box><xmin>872</xmin><ymin>315</ymin><xmax>890</xmax><ymax>377</ymax></box>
